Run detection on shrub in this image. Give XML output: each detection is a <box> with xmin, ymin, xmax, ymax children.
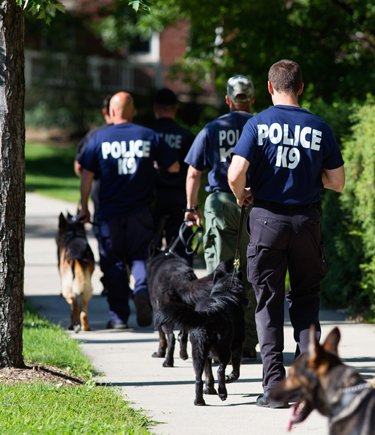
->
<box><xmin>340</xmin><ymin>96</ymin><xmax>375</xmax><ymax>319</ymax></box>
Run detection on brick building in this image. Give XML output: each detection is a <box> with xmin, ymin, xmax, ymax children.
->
<box><xmin>24</xmin><ymin>0</ymin><xmax>216</xmax><ymax>102</ymax></box>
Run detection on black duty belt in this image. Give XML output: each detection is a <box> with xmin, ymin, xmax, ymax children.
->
<box><xmin>253</xmin><ymin>198</ymin><xmax>321</xmax><ymax>210</ymax></box>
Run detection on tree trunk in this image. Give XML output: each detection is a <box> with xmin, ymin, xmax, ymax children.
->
<box><xmin>0</xmin><ymin>0</ymin><xmax>25</xmax><ymax>368</ymax></box>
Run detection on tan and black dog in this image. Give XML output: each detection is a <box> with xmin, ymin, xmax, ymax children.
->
<box><xmin>270</xmin><ymin>326</ymin><xmax>375</xmax><ymax>434</ymax></box>
<box><xmin>57</xmin><ymin>212</ymin><xmax>95</xmax><ymax>332</ymax></box>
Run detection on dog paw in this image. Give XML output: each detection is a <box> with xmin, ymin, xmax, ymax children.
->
<box><xmin>225</xmin><ymin>374</ymin><xmax>239</xmax><ymax>384</ymax></box>
<box><xmin>194</xmin><ymin>399</ymin><xmax>206</xmax><ymax>406</ymax></box>
<box><xmin>203</xmin><ymin>387</ymin><xmax>217</xmax><ymax>395</ymax></box>
<box><xmin>74</xmin><ymin>324</ymin><xmax>81</xmax><ymax>333</ymax></box>
<box><xmin>219</xmin><ymin>394</ymin><xmax>227</xmax><ymax>401</ymax></box>
<box><xmin>162</xmin><ymin>360</ymin><xmax>174</xmax><ymax>368</ymax></box>
<box><xmin>152</xmin><ymin>351</ymin><xmax>166</xmax><ymax>358</ymax></box>
<box><xmin>180</xmin><ymin>351</ymin><xmax>188</xmax><ymax>360</ymax></box>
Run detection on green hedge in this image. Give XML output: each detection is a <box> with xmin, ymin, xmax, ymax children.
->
<box><xmin>338</xmin><ymin>96</ymin><xmax>375</xmax><ymax>319</ymax></box>
<box><xmin>309</xmin><ymin>96</ymin><xmax>375</xmax><ymax>320</ymax></box>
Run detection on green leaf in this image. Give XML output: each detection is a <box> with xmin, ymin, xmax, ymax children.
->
<box><xmin>54</xmin><ymin>3</ymin><xmax>65</xmax><ymax>13</ymax></box>
<box><xmin>128</xmin><ymin>0</ymin><xmax>151</xmax><ymax>13</ymax></box>
<box><xmin>129</xmin><ymin>0</ymin><xmax>140</xmax><ymax>12</ymax></box>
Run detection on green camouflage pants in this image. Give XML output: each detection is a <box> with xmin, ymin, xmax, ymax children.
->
<box><xmin>203</xmin><ymin>191</ymin><xmax>258</xmax><ymax>351</ymax></box>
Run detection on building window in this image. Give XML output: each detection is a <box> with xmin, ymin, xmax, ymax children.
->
<box><xmin>128</xmin><ymin>33</ymin><xmax>160</xmax><ymax>63</ymax></box>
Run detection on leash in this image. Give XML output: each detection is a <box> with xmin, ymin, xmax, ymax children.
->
<box><xmin>166</xmin><ymin>220</ymin><xmax>203</xmax><ymax>257</ymax></box>
<box><xmin>75</xmin><ymin>203</ymin><xmax>99</xmax><ymax>226</ymax></box>
<box><xmin>71</xmin><ymin>215</ymin><xmax>98</xmax><ymax>226</ymax></box>
<box><xmin>231</xmin><ymin>205</ymin><xmax>246</xmax><ymax>281</ymax></box>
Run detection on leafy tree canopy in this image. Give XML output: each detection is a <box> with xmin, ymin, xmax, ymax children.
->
<box><xmin>16</xmin><ymin>0</ymin><xmax>150</xmax><ymax>24</ymax></box>
<box><xmin>95</xmin><ymin>0</ymin><xmax>375</xmax><ymax>110</ymax></box>
<box><xmin>16</xmin><ymin>0</ymin><xmax>65</xmax><ymax>24</ymax></box>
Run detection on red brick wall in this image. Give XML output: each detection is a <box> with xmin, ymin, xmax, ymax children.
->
<box><xmin>160</xmin><ymin>20</ymin><xmax>216</xmax><ymax>97</ymax></box>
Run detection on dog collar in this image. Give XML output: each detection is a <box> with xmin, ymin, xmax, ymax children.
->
<box><xmin>330</xmin><ymin>383</ymin><xmax>372</xmax><ymax>418</ymax></box>
<box><xmin>63</xmin><ymin>231</ymin><xmax>87</xmax><ymax>246</ymax></box>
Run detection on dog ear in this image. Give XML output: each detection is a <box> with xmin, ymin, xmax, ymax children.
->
<box><xmin>308</xmin><ymin>324</ymin><xmax>330</xmax><ymax>368</ymax></box>
<box><xmin>213</xmin><ymin>269</ymin><xmax>227</xmax><ymax>284</ymax></box>
<box><xmin>59</xmin><ymin>212</ymin><xmax>67</xmax><ymax>228</ymax></box>
<box><xmin>213</xmin><ymin>259</ymin><xmax>234</xmax><ymax>273</ymax></box>
<box><xmin>308</xmin><ymin>324</ymin><xmax>321</xmax><ymax>363</ymax></box>
<box><xmin>322</xmin><ymin>327</ymin><xmax>340</xmax><ymax>355</ymax></box>
<box><xmin>148</xmin><ymin>240</ymin><xmax>156</xmax><ymax>258</ymax></box>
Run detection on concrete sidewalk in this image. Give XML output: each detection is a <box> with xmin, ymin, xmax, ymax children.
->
<box><xmin>24</xmin><ymin>192</ymin><xmax>375</xmax><ymax>435</ymax></box>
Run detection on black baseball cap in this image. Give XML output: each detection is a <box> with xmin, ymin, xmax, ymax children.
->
<box><xmin>154</xmin><ymin>88</ymin><xmax>177</xmax><ymax>105</ymax></box>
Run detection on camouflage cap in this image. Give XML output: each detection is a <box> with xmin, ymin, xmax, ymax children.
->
<box><xmin>227</xmin><ymin>75</ymin><xmax>254</xmax><ymax>103</ymax></box>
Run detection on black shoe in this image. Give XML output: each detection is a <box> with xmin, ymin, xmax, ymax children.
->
<box><xmin>133</xmin><ymin>294</ymin><xmax>153</xmax><ymax>327</ymax></box>
<box><xmin>256</xmin><ymin>391</ymin><xmax>289</xmax><ymax>409</ymax></box>
<box><xmin>242</xmin><ymin>348</ymin><xmax>257</xmax><ymax>360</ymax></box>
<box><xmin>106</xmin><ymin>320</ymin><xmax>128</xmax><ymax>330</ymax></box>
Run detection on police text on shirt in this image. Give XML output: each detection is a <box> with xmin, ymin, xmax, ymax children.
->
<box><xmin>219</xmin><ymin>129</ymin><xmax>241</xmax><ymax>162</ymax></box>
<box><xmin>258</xmin><ymin>123</ymin><xmax>322</xmax><ymax>169</ymax></box>
<box><xmin>101</xmin><ymin>140</ymin><xmax>151</xmax><ymax>174</ymax></box>
<box><xmin>158</xmin><ymin>133</ymin><xmax>182</xmax><ymax>150</ymax></box>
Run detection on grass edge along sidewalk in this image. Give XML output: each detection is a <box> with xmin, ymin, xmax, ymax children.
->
<box><xmin>0</xmin><ymin>300</ymin><xmax>154</xmax><ymax>435</ymax></box>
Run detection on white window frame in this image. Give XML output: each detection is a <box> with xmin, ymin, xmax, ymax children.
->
<box><xmin>128</xmin><ymin>33</ymin><xmax>160</xmax><ymax>64</ymax></box>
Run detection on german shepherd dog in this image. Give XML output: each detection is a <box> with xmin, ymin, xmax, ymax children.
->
<box><xmin>155</xmin><ymin>269</ymin><xmax>248</xmax><ymax>406</ymax></box>
<box><xmin>57</xmin><ymin>213</ymin><xmax>95</xmax><ymax>332</ymax></box>
<box><xmin>270</xmin><ymin>326</ymin><xmax>375</xmax><ymax>434</ymax></box>
<box><xmin>146</xmin><ymin>242</ymin><xmax>232</xmax><ymax>368</ymax></box>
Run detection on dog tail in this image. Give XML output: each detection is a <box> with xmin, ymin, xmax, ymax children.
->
<box><xmin>72</xmin><ymin>259</ymin><xmax>94</xmax><ymax>298</ymax></box>
<box><xmin>155</xmin><ymin>302</ymin><xmax>210</xmax><ymax>330</ymax></box>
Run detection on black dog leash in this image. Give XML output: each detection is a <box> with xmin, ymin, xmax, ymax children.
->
<box><xmin>232</xmin><ymin>205</ymin><xmax>246</xmax><ymax>281</ymax></box>
<box><xmin>179</xmin><ymin>220</ymin><xmax>204</xmax><ymax>256</ymax></box>
<box><xmin>166</xmin><ymin>220</ymin><xmax>203</xmax><ymax>257</ymax></box>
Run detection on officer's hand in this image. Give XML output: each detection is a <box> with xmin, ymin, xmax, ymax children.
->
<box><xmin>184</xmin><ymin>210</ymin><xmax>202</xmax><ymax>227</ymax></box>
<box><xmin>237</xmin><ymin>188</ymin><xmax>253</xmax><ymax>209</ymax></box>
<box><xmin>77</xmin><ymin>208</ymin><xmax>90</xmax><ymax>224</ymax></box>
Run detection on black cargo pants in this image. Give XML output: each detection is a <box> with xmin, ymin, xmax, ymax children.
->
<box><xmin>246</xmin><ymin>203</ymin><xmax>329</xmax><ymax>392</ymax></box>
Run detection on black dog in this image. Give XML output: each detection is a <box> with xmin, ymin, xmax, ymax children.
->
<box><xmin>270</xmin><ymin>326</ymin><xmax>375</xmax><ymax>434</ymax></box>
<box><xmin>146</xmin><ymin>241</ymin><xmax>232</xmax><ymax>367</ymax></box>
<box><xmin>155</xmin><ymin>269</ymin><xmax>248</xmax><ymax>406</ymax></box>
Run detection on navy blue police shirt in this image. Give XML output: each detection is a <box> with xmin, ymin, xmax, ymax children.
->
<box><xmin>184</xmin><ymin>111</ymin><xmax>253</xmax><ymax>193</ymax></box>
<box><xmin>75</xmin><ymin>123</ymin><xmax>112</xmax><ymax>205</ymax></box>
<box><xmin>79</xmin><ymin>122</ymin><xmax>178</xmax><ymax>219</ymax></box>
<box><xmin>232</xmin><ymin>105</ymin><xmax>344</xmax><ymax>204</ymax></box>
<box><xmin>151</xmin><ymin>117</ymin><xmax>195</xmax><ymax>190</ymax></box>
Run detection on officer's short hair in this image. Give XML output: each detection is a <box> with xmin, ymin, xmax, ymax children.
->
<box><xmin>268</xmin><ymin>60</ymin><xmax>302</xmax><ymax>95</ymax></box>
<box><xmin>154</xmin><ymin>88</ymin><xmax>177</xmax><ymax>106</ymax></box>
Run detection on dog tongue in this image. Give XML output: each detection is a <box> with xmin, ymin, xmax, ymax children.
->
<box><xmin>287</xmin><ymin>403</ymin><xmax>297</xmax><ymax>432</ymax></box>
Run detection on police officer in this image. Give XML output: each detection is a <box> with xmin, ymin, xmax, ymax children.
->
<box><xmin>78</xmin><ymin>92</ymin><xmax>180</xmax><ymax>329</ymax></box>
<box><xmin>74</xmin><ymin>95</ymin><xmax>113</xmax><ymax>296</ymax></box>
<box><xmin>184</xmin><ymin>75</ymin><xmax>258</xmax><ymax>358</ymax></box>
<box><xmin>228</xmin><ymin>60</ymin><xmax>345</xmax><ymax>407</ymax></box>
<box><xmin>151</xmin><ymin>88</ymin><xmax>195</xmax><ymax>265</ymax></box>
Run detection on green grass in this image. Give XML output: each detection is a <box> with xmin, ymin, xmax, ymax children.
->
<box><xmin>23</xmin><ymin>301</ymin><xmax>94</xmax><ymax>379</ymax></box>
<box><xmin>26</xmin><ymin>142</ymin><xmax>81</xmax><ymax>203</ymax></box>
<box><xmin>0</xmin><ymin>300</ymin><xmax>153</xmax><ymax>434</ymax></box>
<box><xmin>0</xmin><ymin>382</ymin><xmax>151</xmax><ymax>435</ymax></box>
